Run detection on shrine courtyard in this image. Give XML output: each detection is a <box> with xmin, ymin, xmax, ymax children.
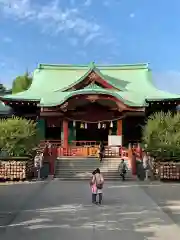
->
<box><xmin>0</xmin><ymin>181</ymin><xmax>180</xmax><ymax>240</ymax></box>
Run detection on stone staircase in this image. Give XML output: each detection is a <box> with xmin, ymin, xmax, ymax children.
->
<box><xmin>55</xmin><ymin>157</ymin><xmax>133</xmax><ymax>180</ymax></box>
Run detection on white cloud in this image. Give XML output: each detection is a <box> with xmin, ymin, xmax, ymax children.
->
<box><xmin>153</xmin><ymin>70</ymin><xmax>180</xmax><ymax>94</ymax></box>
<box><xmin>2</xmin><ymin>37</ymin><xmax>12</xmax><ymax>43</ymax></box>
<box><xmin>69</xmin><ymin>38</ymin><xmax>78</xmax><ymax>46</ymax></box>
<box><xmin>0</xmin><ymin>0</ymin><xmax>35</xmax><ymax>19</ymax></box>
<box><xmin>0</xmin><ymin>0</ymin><xmax>101</xmax><ymax>43</ymax></box>
<box><xmin>0</xmin><ymin>62</ymin><xmax>6</xmax><ymax>68</ymax></box>
<box><xmin>70</xmin><ymin>0</ymin><xmax>76</xmax><ymax>5</ymax></box>
<box><xmin>0</xmin><ymin>56</ymin><xmax>18</xmax><ymax>71</ymax></box>
<box><xmin>103</xmin><ymin>1</ymin><xmax>110</xmax><ymax>7</ymax></box>
<box><xmin>0</xmin><ymin>0</ymin><xmax>118</xmax><ymax>49</ymax></box>
<box><xmin>46</xmin><ymin>43</ymin><xmax>57</xmax><ymax>51</ymax></box>
<box><xmin>84</xmin><ymin>0</ymin><xmax>92</xmax><ymax>7</ymax></box>
<box><xmin>129</xmin><ymin>13</ymin><xmax>135</xmax><ymax>18</ymax></box>
<box><xmin>77</xmin><ymin>50</ymin><xmax>87</xmax><ymax>57</ymax></box>
<box><xmin>84</xmin><ymin>32</ymin><xmax>101</xmax><ymax>46</ymax></box>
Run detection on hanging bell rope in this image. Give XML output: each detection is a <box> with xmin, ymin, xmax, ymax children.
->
<box><xmin>66</xmin><ymin>116</ymin><xmax>124</xmax><ymax>123</ymax></box>
<box><xmin>73</xmin><ymin>121</ymin><xmax>76</xmax><ymax>127</ymax></box>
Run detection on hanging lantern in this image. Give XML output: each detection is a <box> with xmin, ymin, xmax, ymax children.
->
<box><xmin>73</xmin><ymin>121</ymin><xmax>76</xmax><ymax>127</ymax></box>
<box><xmin>98</xmin><ymin>122</ymin><xmax>101</xmax><ymax>129</ymax></box>
<box><xmin>80</xmin><ymin>123</ymin><xmax>84</xmax><ymax>129</ymax></box>
<box><xmin>102</xmin><ymin>123</ymin><xmax>106</xmax><ymax>129</ymax></box>
<box><xmin>85</xmin><ymin>123</ymin><xmax>87</xmax><ymax>129</ymax></box>
<box><xmin>110</xmin><ymin>121</ymin><xmax>113</xmax><ymax>128</ymax></box>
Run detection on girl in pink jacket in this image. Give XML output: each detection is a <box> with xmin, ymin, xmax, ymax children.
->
<box><xmin>90</xmin><ymin>170</ymin><xmax>97</xmax><ymax>203</ymax></box>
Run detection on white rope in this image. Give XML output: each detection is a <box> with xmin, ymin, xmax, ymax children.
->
<box><xmin>66</xmin><ymin>116</ymin><xmax>123</xmax><ymax>123</ymax></box>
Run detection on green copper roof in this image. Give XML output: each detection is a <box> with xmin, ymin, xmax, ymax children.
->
<box><xmin>40</xmin><ymin>89</ymin><xmax>136</xmax><ymax>107</ymax></box>
<box><xmin>1</xmin><ymin>62</ymin><xmax>180</xmax><ymax>107</ymax></box>
<box><xmin>0</xmin><ymin>101</ymin><xmax>11</xmax><ymax>114</ymax></box>
<box><xmin>83</xmin><ymin>82</ymin><xmax>103</xmax><ymax>90</ymax></box>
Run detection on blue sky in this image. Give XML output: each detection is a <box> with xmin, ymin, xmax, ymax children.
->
<box><xmin>0</xmin><ymin>0</ymin><xmax>180</xmax><ymax>93</ymax></box>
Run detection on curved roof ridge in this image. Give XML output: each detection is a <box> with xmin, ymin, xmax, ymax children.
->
<box><xmin>38</xmin><ymin>62</ymin><xmax>149</xmax><ymax>70</ymax></box>
<box><xmin>57</xmin><ymin>64</ymin><xmax>124</xmax><ymax>92</ymax></box>
<box><xmin>39</xmin><ymin>89</ymin><xmax>137</xmax><ymax>107</ymax></box>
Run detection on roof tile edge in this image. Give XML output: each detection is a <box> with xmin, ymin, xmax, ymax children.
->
<box><xmin>38</xmin><ymin>63</ymin><xmax>149</xmax><ymax>70</ymax></box>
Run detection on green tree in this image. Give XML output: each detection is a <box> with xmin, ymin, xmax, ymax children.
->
<box><xmin>142</xmin><ymin>111</ymin><xmax>180</xmax><ymax>160</ymax></box>
<box><xmin>12</xmin><ymin>71</ymin><xmax>32</xmax><ymax>94</ymax></box>
<box><xmin>0</xmin><ymin>83</ymin><xmax>6</xmax><ymax>94</ymax></box>
<box><xmin>0</xmin><ymin>117</ymin><xmax>39</xmax><ymax>157</ymax></box>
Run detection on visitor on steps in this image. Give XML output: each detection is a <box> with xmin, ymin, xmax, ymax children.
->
<box><xmin>92</xmin><ymin>168</ymin><xmax>104</xmax><ymax>205</ymax></box>
<box><xmin>90</xmin><ymin>170</ymin><xmax>97</xmax><ymax>204</ymax></box>
<box><xmin>98</xmin><ymin>141</ymin><xmax>105</xmax><ymax>162</ymax></box>
<box><xmin>118</xmin><ymin>159</ymin><xmax>128</xmax><ymax>181</ymax></box>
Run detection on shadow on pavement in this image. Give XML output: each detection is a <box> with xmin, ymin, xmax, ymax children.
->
<box><xmin>140</xmin><ymin>181</ymin><xmax>180</xmax><ymax>226</ymax></box>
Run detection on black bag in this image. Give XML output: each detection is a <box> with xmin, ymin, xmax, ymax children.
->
<box><xmin>95</xmin><ymin>175</ymin><xmax>103</xmax><ymax>189</ymax></box>
<box><xmin>96</xmin><ymin>183</ymin><xmax>103</xmax><ymax>189</ymax></box>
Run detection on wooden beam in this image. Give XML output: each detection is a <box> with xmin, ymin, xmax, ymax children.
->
<box><xmin>40</xmin><ymin>112</ymin><xmax>63</xmax><ymax>117</ymax></box>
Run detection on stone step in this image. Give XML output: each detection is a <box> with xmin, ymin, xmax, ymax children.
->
<box><xmin>55</xmin><ymin>158</ymin><xmax>132</xmax><ymax>180</ymax></box>
<box><xmin>55</xmin><ymin>169</ymin><xmax>131</xmax><ymax>173</ymax></box>
<box><xmin>55</xmin><ymin>176</ymin><xmax>133</xmax><ymax>180</ymax></box>
<box><xmin>55</xmin><ymin>171</ymin><xmax>132</xmax><ymax>179</ymax></box>
<box><xmin>55</xmin><ymin>166</ymin><xmax>122</xmax><ymax>170</ymax></box>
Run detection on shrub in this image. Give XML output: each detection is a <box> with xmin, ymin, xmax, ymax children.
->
<box><xmin>0</xmin><ymin>117</ymin><xmax>39</xmax><ymax>157</ymax></box>
<box><xmin>142</xmin><ymin>111</ymin><xmax>180</xmax><ymax>161</ymax></box>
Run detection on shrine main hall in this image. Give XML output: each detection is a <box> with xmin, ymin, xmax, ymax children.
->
<box><xmin>1</xmin><ymin>62</ymin><xmax>180</xmax><ymax>150</ymax></box>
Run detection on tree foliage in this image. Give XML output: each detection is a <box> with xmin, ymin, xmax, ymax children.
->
<box><xmin>142</xmin><ymin>111</ymin><xmax>180</xmax><ymax>160</ymax></box>
<box><xmin>0</xmin><ymin>117</ymin><xmax>39</xmax><ymax>157</ymax></box>
<box><xmin>0</xmin><ymin>83</ymin><xmax>6</xmax><ymax>94</ymax></box>
<box><xmin>12</xmin><ymin>72</ymin><xmax>32</xmax><ymax>94</ymax></box>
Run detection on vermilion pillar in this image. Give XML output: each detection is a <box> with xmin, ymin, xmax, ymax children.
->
<box><xmin>63</xmin><ymin>119</ymin><xmax>69</xmax><ymax>149</ymax></box>
<box><xmin>128</xmin><ymin>144</ymin><xmax>136</xmax><ymax>175</ymax></box>
<box><xmin>117</xmin><ymin>119</ymin><xmax>122</xmax><ymax>136</ymax></box>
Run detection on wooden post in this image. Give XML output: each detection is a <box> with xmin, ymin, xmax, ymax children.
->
<box><xmin>117</xmin><ymin>119</ymin><xmax>123</xmax><ymax>147</ymax></box>
<box><xmin>117</xmin><ymin>119</ymin><xmax>122</xmax><ymax>136</ymax></box>
<box><xmin>63</xmin><ymin>119</ymin><xmax>69</xmax><ymax>149</ymax></box>
<box><xmin>137</xmin><ymin>143</ymin><xmax>142</xmax><ymax>159</ymax></box>
<box><xmin>128</xmin><ymin>143</ymin><xmax>136</xmax><ymax>175</ymax></box>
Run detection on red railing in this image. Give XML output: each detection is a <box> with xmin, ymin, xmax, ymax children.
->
<box><xmin>71</xmin><ymin>141</ymin><xmax>108</xmax><ymax>146</ymax></box>
<box><xmin>41</xmin><ymin>141</ymin><xmax>140</xmax><ymax>176</ymax></box>
<box><xmin>41</xmin><ymin>140</ymin><xmax>142</xmax><ymax>157</ymax></box>
<box><xmin>55</xmin><ymin>146</ymin><xmax>130</xmax><ymax>158</ymax></box>
<box><xmin>40</xmin><ymin>140</ymin><xmax>62</xmax><ymax>147</ymax></box>
<box><xmin>40</xmin><ymin>140</ymin><xmax>110</xmax><ymax>147</ymax></box>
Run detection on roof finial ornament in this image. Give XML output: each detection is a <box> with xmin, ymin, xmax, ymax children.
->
<box><xmin>89</xmin><ymin>61</ymin><xmax>95</xmax><ymax>70</ymax></box>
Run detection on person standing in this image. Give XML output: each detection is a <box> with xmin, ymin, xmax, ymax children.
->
<box><xmin>143</xmin><ymin>151</ymin><xmax>151</xmax><ymax>180</ymax></box>
<box><xmin>98</xmin><ymin>141</ymin><xmax>105</xmax><ymax>163</ymax></box>
<box><xmin>93</xmin><ymin>168</ymin><xmax>104</xmax><ymax>205</ymax></box>
<box><xmin>90</xmin><ymin>170</ymin><xmax>97</xmax><ymax>204</ymax></box>
<box><xmin>118</xmin><ymin>159</ymin><xmax>128</xmax><ymax>181</ymax></box>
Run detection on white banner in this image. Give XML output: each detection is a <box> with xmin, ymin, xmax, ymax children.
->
<box><xmin>108</xmin><ymin>135</ymin><xmax>122</xmax><ymax>146</ymax></box>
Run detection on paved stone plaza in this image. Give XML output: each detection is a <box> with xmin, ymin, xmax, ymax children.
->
<box><xmin>0</xmin><ymin>180</ymin><xmax>180</xmax><ymax>240</ymax></box>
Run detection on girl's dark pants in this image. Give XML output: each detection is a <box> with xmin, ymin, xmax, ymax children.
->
<box><xmin>92</xmin><ymin>194</ymin><xmax>97</xmax><ymax>203</ymax></box>
<box><xmin>98</xmin><ymin>193</ymin><xmax>102</xmax><ymax>204</ymax></box>
<box><xmin>99</xmin><ymin>152</ymin><xmax>103</xmax><ymax>162</ymax></box>
<box><xmin>92</xmin><ymin>193</ymin><xmax>102</xmax><ymax>204</ymax></box>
